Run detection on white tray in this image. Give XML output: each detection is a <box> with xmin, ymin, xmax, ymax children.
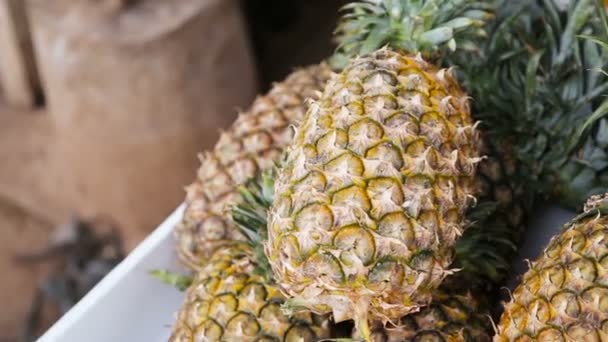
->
<box><xmin>38</xmin><ymin>204</ymin><xmax>577</xmax><ymax>341</ymax></box>
<box><xmin>38</xmin><ymin>205</ymin><xmax>187</xmax><ymax>342</ymax></box>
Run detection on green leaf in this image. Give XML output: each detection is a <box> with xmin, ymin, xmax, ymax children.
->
<box><xmin>420</xmin><ymin>27</ymin><xmax>454</xmax><ymax>45</ymax></box>
<box><xmin>149</xmin><ymin>269</ymin><xmax>193</xmax><ymax>291</ymax></box>
<box><xmin>578</xmin><ymin>34</ymin><xmax>608</xmax><ymax>51</ymax></box>
<box><xmin>525</xmin><ymin>51</ymin><xmax>543</xmax><ymax>107</ymax></box>
<box><xmin>570</xmin><ymin>99</ymin><xmax>608</xmax><ymax>153</ymax></box>
<box><xmin>333</xmin><ymin>0</ymin><xmax>495</xmax><ymax>62</ymax></box>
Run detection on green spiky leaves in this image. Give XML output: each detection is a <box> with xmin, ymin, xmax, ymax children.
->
<box><xmin>231</xmin><ymin>171</ymin><xmax>276</xmax><ymax>281</ymax></box>
<box><xmin>451</xmin><ymin>0</ymin><xmax>608</xmax><ymax>209</ymax></box>
<box><xmin>331</xmin><ymin>0</ymin><xmax>494</xmax><ymax>68</ymax></box>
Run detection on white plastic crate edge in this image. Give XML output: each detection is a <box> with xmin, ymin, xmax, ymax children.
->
<box><xmin>38</xmin><ymin>204</ymin><xmax>186</xmax><ymax>342</ymax></box>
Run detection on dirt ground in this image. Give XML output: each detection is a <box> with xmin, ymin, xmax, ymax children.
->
<box><xmin>0</xmin><ymin>198</ymin><xmax>52</xmax><ymax>342</ymax></box>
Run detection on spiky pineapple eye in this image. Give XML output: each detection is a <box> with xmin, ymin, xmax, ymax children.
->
<box><xmin>588</xmin><ymin>228</ymin><xmax>608</xmax><ymax>258</ymax></box>
<box><xmin>295</xmin><ymin>203</ymin><xmax>333</xmax><ymax>233</ymax></box>
<box><xmin>366</xmin><ymin>142</ymin><xmax>404</xmax><ymax>169</ymax></box>
<box><xmin>530</xmin><ymin>298</ymin><xmax>552</xmax><ymax>322</ymax></box>
<box><xmin>188</xmin><ymin>302</ymin><xmax>208</xmax><ymax>327</ymax></box>
<box><xmin>209</xmin><ymin>294</ymin><xmax>239</xmax><ymax>321</ymax></box>
<box><xmin>226</xmin><ymin>312</ymin><xmax>261</xmax><ymax>337</ymax></box>
<box><xmin>566</xmin><ymin>259</ymin><xmax>597</xmax><ymax>288</ymax></box>
<box><xmin>195</xmin><ymin>319</ymin><xmax>223</xmax><ymax>340</ymax></box>
<box><xmin>284</xmin><ymin>324</ymin><xmax>316</xmax><ymax>342</ymax></box>
<box><xmin>239</xmin><ymin>283</ymin><xmax>268</xmax><ymax>304</ymax></box>
<box><xmin>581</xmin><ymin>287</ymin><xmax>608</xmax><ymax>314</ymax></box>
<box><xmin>333</xmin><ymin>225</ymin><xmax>376</xmax><ymax>266</ymax></box>
<box><xmin>228</xmin><ymin>158</ymin><xmax>258</xmax><ymax>184</ymax></box>
<box><xmin>566</xmin><ymin>324</ymin><xmax>599</xmax><ymax>342</ymax></box>
<box><xmin>258</xmin><ymin>302</ymin><xmax>290</xmax><ymax>325</ymax></box>
<box><xmin>348</xmin><ymin>118</ymin><xmax>386</xmax><ymax>155</ymax></box>
<box><xmin>538</xmin><ymin>265</ymin><xmax>566</xmax><ymax>294</ymax></box>
<box><xmin>203</xmin><ymin>276</ymin><xmax>221</xmax><ymax>294</ymax></box>
<box><xmin>332</xmin><ymin>185</ymin><xmax>371</xmax><ymax>212</ymax></box>
<box><xmin>377</xmin><ymin>211</ymin><xmax>415</xmax><ymax>245</ymax></box>
<box><xmin>198</xmin><ymin>216</ymin><xmax>228</xmax><ymax>241</ymax></box>
<box><xmin>367</xmin><ymin>177</ymin><xmax>405</xmax><ymax>219</ymax></box>
<box><xmin>551</xmin><ymin>291</ymin><xmax>580</xmax><ymax>318</ymax></box>
<box><xmin>303</xmin><ymin>252</ymin><xmax>344</xmax><ymax>283</ymax></box>
<box><xmin>368</xmin><ymin>260</ymin><xmax>403</xmax><ymax>285</ymax></box>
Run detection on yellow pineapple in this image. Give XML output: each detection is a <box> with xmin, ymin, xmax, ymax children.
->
<box><xmin>234</xmin><ymin>171</ymin><xmax>494</xmax><ymax>342</ymax></box>
<box><xmin>495</xmin><ymin>193</ymin><xmax>608</xmax><ymax>341</ymax></box>
<box><xmin>266</xmin><ymin>46</ymin><xmax>483</xmax><ymax>341</ymax></box>
<box><xmin>175</xmin><ymin>64</ymin><xmax>331</xmax><ymax>271</ymax></box>
<box><xmin>170</xmin><ymin>242</ymin><xmax>331</xmax><ymax>341</ymax></box>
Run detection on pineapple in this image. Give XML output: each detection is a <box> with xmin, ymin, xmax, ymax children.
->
<box><xmin>237</xmin><ymin>171</ymin><xmax>493</xmax><ymax>342</ymax></box>
<box><xmin>495</xmin><ymin>193</ymin><xmax>608</xmax><ymax>341</ymax></box>
<box><xmin>265</xmin><ymin>2</ymin><xmax>492</xmax><ymax>338</ymax></box>
<box><xmin>342</xmin><ymin>0</ymin><xmax>608</xmax><ymax>292</ymax></box>
<box><xmin>175</xmin><ymin>64</ymin><xmax>332</xmax><ymax>271</ymax></box>
<box><xmin>369</xmin><ymin>288</ymin><xmax>492</xmax><ymax>342</ymax></box>
<box><xmin>329</xmin><ymin>1</ymin><xmax>530</xmax><ymax>291</ymax></box>
<box><xmin>169</xmin><ymin>242</ymin><xmax>331</xmax><ymax>341</ymax></box>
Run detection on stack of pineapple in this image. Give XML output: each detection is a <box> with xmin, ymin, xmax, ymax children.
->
<box><xmin>165</xmin><ymin>0</ymin><xmax>608</xmax><ymax>341</ymax></box>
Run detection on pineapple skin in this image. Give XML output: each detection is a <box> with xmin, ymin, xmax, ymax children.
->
<box><xmin>175</xmin><ymin>64</ymin><xmax>332</xmax><ymax>271</ymax></box>
<box><xmin>496</xmin><ymin>194</ymin><xmax>608</xmax><ymax>341</ymax></box>
<box><xmin>369</xmin><ymin>289</ymin><xmax>492</xmax><ymax>342</ymax></box>
<box><xmin>266</xmin><ymin>49</ymin><xmax>481</xmax><ymax>326</ymax></box>
<box><xmin>170</xmin><ymin>242</ymin><xmax>331</xmax><ymax>341</ymax></box>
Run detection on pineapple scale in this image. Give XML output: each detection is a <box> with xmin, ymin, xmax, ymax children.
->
<box><xmin>266</xmin><ymin>49</ymin><xmax>481</xmax><ymax>325</ymax></box>
<box><xmin>175</xmin><ymin>64</ymin><xmax>332</xmax><ymax>271</ymax></box>
<box><xmin>170</xmin><ymin>243</ymin><xmax>331</xmax><ymax>341</ymax></box>
<box><xmin>496</xmin><ymin>193</ymin><xmax>608</xmax><ymax>341</ymax></box>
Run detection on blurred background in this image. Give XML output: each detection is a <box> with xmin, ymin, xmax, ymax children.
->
<box><xmin>0</xmin><ymin>0</ymin><xmax>345</xmax><ymax>340</ymax></box>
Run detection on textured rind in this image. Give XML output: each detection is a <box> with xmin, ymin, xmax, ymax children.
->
<box><xmin>496</xmin><ymin>194</ymin><xmax>608</xmax><ymax>341</ymax></box>
<box><xmin>175</xmin><ymin>64</ymin><xmax>332</xmax><ymax>270</ymax></box>
<box><xmin>170</xmin><ymin>243</ymin><xmax>331</xmax><ymax>342</ymax></box>
<box><xmin>369</xmin><ymin>289</ymin><xmax>492</xmax><ymax>342</ymax></box>
<box><xmin>266</xmin><ymin>49</ymin><xmax>481</xmax><ymax>324</ymax></box>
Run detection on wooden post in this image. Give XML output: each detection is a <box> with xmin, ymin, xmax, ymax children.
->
<box><xmin>0</xmin><ymin>0</ymin><xmax>39</xmax><ymax>108</ymax></box>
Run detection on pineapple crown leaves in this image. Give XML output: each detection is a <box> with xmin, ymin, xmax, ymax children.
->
<box><xmin>231</xmin><ymin>170</ymin><xmax>276</xmax><ymax>282</ymax></box>
<box><xmin>454</xmin><ymin>201</ymin><xmax>518</xmax><ymax>285</ymax></box>
<box><xmin>451</xmin><ymin>0</ymin><xmax>608</xmax><ymax>208</ymax></box>
<box><xmin>330</xmin><ymin>0</ymin><xmax>495</xmax><ymax>69</ymax></box>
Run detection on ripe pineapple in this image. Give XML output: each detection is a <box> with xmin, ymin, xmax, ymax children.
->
<box><xmin>265</xmin><ymin>0</ymin><xmax>492</xmax><ymax>332</ymax></box>
<box><xmin>237</xmin><ymin>171</ymin><xmax>493</xmax><ymax>342</ymax></box>
<box><xmin>175</xmin><ymin>64</ymin><xmax>331</xmax><ymax>271</ymax></box>
<box><xmin>169</xmin><ymin>242</ymin><xmax>331</xmax><ymax>341</ymax></box>
<box><xmin>369</xmin><ymin>288</ymin><xmax>492</xmax><ymax>342</ymax></box>
<box><xmin>495</xmin><ymin>193</ymin><xmax>608</xmax><ymax>341</ymax></box>
<box><xmin>344</xmin><ymin>0</ymin><xmax>608</xmax><ymax>291</ymax></box>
